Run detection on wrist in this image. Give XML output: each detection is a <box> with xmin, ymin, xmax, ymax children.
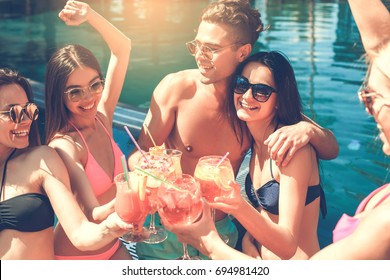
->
<box><xmin>100</xmin><ymin>219</ymin><xmax>117</xmax><ymax>239</ymax></box>
<box><xmin>85</xmin><ymin>5</ymin><xmax>94</xmax><ymax>22</ymax></box>
<box><xmin>302</xmin><ymin>121</ymin><xmax>315</xmax><ymax>139</ymax></box>
<box><xmin>230</xmin><ymin>197</ymin><xmax>246</xmax><ymax>217</ymax></box>
<box><xmin>202</xmin><ymin>230</ymin><xmax>224</xmax><ymax>259</ymax></box>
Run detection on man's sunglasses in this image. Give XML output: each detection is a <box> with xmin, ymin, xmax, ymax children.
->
<box><xmin>186</xmin><ymin>40</ymin><xmax>240</xmax><ymax>61</ymax></box>
<box><xmin>234</xmin><ymin>75</ymin><xmax>277</xmax><ymax>102</ymax></box>
<box><xmin>0</xmin><ymin>103</ymin><xmax>39</xmax><ymax>124</ymax></box>
<box><xmin>64</xmin><ymin>79</ymin><xmax>105</xmax><ymax>102</ymax></box>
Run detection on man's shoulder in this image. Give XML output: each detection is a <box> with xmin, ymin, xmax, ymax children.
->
<box><xmin>155</xmin><ymin>69</ymin><xmax>200</xmax><ymax>98</ymax></box>
<box><xmin>161</xmin><ymin>69</ymin><xmax>200</xmax><ymax>87</ymax></box>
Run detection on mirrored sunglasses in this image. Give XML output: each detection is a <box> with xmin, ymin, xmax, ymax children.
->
<box><xmin>0</xmin><ymin>103</ymin><xmax>39</xmax><ymax>124</ymax></box>
<box><xmin>234</xmin><ymin>75</ymin><xmax>277</xmax><ymax>102</ymax></box>
<box><xmin>64</xmin><ymin>79</ymin><xmax>105</xmax><ymax>102</ymax></box>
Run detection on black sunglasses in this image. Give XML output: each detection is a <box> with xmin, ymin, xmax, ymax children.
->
<box><xmin>0</xmin><ymin>103</ymin><xmax>39</xmax><ymax>124</ymax></box>
<box><xmin>234</xmin><ymin>75</ymin><xmax>277</xmax><ymax>102</ymax></box>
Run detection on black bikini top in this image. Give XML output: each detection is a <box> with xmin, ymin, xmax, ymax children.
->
<box><xmin>0</xmin><ymin>149</ymin><xmax>54</xmax><ymax>232</ymax></box>
<box><xmin>244</xmin><ymin>158</ymin><xmax>327</xmax><ymax>218</ymax></box>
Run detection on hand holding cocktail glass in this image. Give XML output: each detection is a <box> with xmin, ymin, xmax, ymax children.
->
<box><xmin>136</xmin><ymin>152</ymin><xmax>175</xmax><ymax>244</ymax></box>
<box><xmin>132</xmin><ymin>124</ymin><xmax>183</xmax><ymax>244</ymax></box>
<box><xmin>194</xmin><ymin>154</ymin><xmax>235</xmax><ymax>244</ymax></box>
<box><xmin>157</xmin><ymin>174</ymin><xmax>203</xmax><ymax>260</ymax></box>
<box><xmin>162</xmin><ymin>198</ymin><xmax>221</xmax><ymax>258</ymax></box>
<box><xmin>114</xmin><ymin>171</ymin><xmax>150</xmax><ymax>243</ymax></box>
<box><xmin>206</xmin><ymin>180</ymin><xmax>242</xmax><ymax>213</ymax></box>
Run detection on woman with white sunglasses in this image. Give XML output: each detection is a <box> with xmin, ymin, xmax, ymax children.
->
<box><xmin>0</xmin><ymin>68</ymin><xmax>131</xmax><ymax>259</ymax></box>
<box><xmin>44</xmin><ymin>1</ymin><xmax>132</xmax><ymax>259</ymax></box>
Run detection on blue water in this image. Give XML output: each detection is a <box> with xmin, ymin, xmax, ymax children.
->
<box><xmin>1</xmin><ymin>0</ymin><xmax>389</xmax><ymax>249</ymax></box>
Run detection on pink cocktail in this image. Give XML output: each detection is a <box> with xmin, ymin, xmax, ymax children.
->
<box><xmin>136</xmin><ymin>151</ymin><xmax>178</xmax><ymax>244</ymax></box>
<box><xmin>194</xmin><ymin>155</ymin><xmax>234</xmax><ymax>244</ymax></box>
<box><xmin>157</xmin><ymin>174</ymin><xmax>202</xmax><ymax>260</ymax></box>
<box><xmin>158</xmin><ymin>176</ymin><xmax>202</xmax><ymax>225</ymax></box>
<box><xmin>114</xmin><ymin>171</ymin><xmax>150</xmax><ymax>242</ymax></box>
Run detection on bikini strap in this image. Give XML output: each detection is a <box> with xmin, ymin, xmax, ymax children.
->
<box><xmin>1</xmin><ymin>148</ymin><xmax>16</xmax><ymax>197</ymax></box>
<box><xmin>95</xmin><ymin>116</ymin><xmax>112</xmax><ymax>138</ymax></box>
<box><xmin>373</xmin><ymin>185</ymin><xmax>390</xmax><ymax>209</ymax></box>
<box><xmin>269</xmin><ymin>123</ymin><xmax>279</xmax><ymax>180</ymax></box>
<box><xmin>68</xmin><ymin>120</ymin><xmax>91</xmax><ymax>155</ymax></box>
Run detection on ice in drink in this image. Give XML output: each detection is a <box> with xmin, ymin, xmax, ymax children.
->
<box><xmin>157</xmin><ymin>175</ymin><xmax>202</xmax><ymax>225</ymax></box>
<box><xmin>137</xmin><ymin>152</ymin><xmax>175</xmax><ymax>213</ymax></box>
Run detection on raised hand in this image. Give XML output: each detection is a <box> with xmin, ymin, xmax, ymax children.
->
<box><xmin>58</xmin><ymin>1</ymin><xmax>89</xmax><ymax>26</ymax></box>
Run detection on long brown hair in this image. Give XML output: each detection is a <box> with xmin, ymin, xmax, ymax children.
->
<box><xmin>44</xmin><ymin>44</ymin><xmax>103</xmax><ymax>143</ymax></box>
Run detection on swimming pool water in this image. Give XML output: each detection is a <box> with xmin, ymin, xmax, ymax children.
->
<box><xmin>2</xmin><ymin>0</ymin><xmax>390</xmax><ymax>249</ymax></box>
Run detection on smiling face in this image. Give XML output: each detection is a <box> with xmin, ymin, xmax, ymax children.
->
<box><xmin>234</xmin><ymin>61</ymin><xmax>277</xmax><ymax>124</ymax></box>
<box><xmin>366</xmin><ymin>45</ymin><xmax>390</xmax><ymax>155</ymax></box>
<box><xmin>64</xmin><ymin>66</ymin><xmax>102</xmax><ymax>121</ymax></box>
<box><xmin>193</xmin><ymin>21</ymin><xmax>249</xmax><ymax>85</ymax></box>
<box><xmin>0</xmin><ymin>84</ymin><xmax>33</xmax><ymax>149</ymax></box>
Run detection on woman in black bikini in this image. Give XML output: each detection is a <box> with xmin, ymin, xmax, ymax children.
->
<box><xmin>0</xmin><ymin>68</ymin><xmax>131</xmax><ymax>259</ymax></box>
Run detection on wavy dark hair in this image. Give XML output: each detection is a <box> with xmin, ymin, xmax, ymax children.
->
<box><xmin>228</xmin><ymin>51</ymin><xmax>303</xmax><ymax>144</ymax></box>
<box><xmin>44</xmin><ymin>44</ymin><xmax>103</xmax><ymax>143</ymax></box>
<box><xmin>201</xmin><ymin>0</ymin><xmax>264</xmax><ymax>46</ymax></box>
<box><xmin>0</xmin><ymin>68</ymin><xmax>40</xmax><ymax>147</ymax></box>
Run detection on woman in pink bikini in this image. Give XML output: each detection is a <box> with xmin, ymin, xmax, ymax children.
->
<box><xmin>310</xmin><ymin>0</ymin><xmax>390</xmax><ymax>259</ymax></box>
<box><xmin>162</xmin><ymin>0</ymin><xmax>390</xmax><ymax>260</ymax></box>
<box><xmin>44</xmin><ymin>1</ymin><xmax>132</xmax><ymax>259</ymax></box>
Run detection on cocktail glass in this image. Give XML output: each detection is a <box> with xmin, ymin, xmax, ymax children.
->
<box><xmin>163</xmin><ymin>149</ymin><xmax>183</xmax><ymax>176</ymax></box>
<box><xmin>114</xmin><ymin>171</ymin><xmax>150</xmax><ymax>242</ymax></box>
<box><xmin>157</xmin><ymin>174</ymin><xmax>203</xmax><ymax>260</ymax></box>
<box><xmin>136</xmin><ymin>152</ymin><xmax>177</xmax><ymax>244</ymax></box>
<box><xmin>194</xmin><ymin>155</ymin><xmax>235</xmax><ymax>244</ymax></box>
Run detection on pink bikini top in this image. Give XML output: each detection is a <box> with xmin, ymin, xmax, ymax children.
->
<box><xmin>69</xmin><ymin>117</ymin><xmax>124</xmax><ymax>197</ymax></box>
<box><xmin>332</xmin><ymin>184</ymin><xmax>390</xmax><ymax>243</ymax></box>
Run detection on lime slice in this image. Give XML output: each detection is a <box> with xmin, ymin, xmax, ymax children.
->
<box><xmin>138</xmin><ymin>175</ymin><xmax>147</xmax><ymax>201</ymax></box>
<box><xmin>214</xmin><ymin>166</ymin><xmax>234</xmax><ymax>190</ymax></box>
<box><xmin>129</xmin><ymin>172</ymin><xmax>140</xmax><ymax>193</ymax></box>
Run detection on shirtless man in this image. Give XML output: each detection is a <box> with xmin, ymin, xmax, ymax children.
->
<box><xmin>129</xmin><ymin>0</ymin><xmax>338</xmax><ymax>260</ymax></box>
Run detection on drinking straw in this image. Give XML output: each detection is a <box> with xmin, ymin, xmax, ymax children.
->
<box><xmin>124</xmin><ymin>125</ymin><xmax>149</xmax><ymax>162</ymax></box>
<box><xmin>134</xmin><ymin>166</ymin><xmax>180</xmax><ymax>190</ymax></box>
<box><xmin>216</xmin><ymin>152</ymin><xmax>230</xmax><ymax>168</ymax></box>
<box><xmin>121</xmin><ymin>155</ymin><xmax>131</xmax><ymax>189</ymax></box>
<box><xmin>143</xmin><ymin>124</ymin><xmax>157</xmax><ymax>147</ymax></box>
